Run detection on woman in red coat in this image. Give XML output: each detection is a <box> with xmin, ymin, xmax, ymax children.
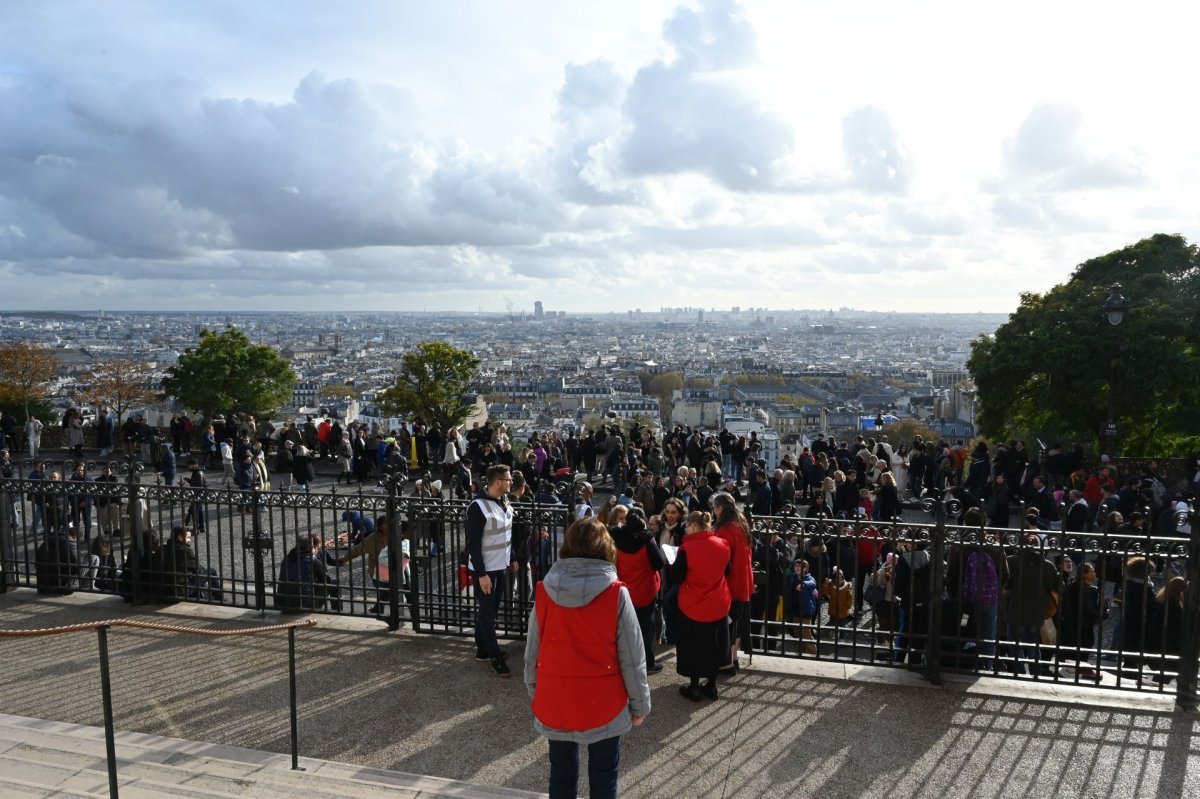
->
<box><xmin>713</xmin><ymin>492</ymin><xmax>753</xmax><ymax>674</ymax></box>
<box><xmin>524</xmin><ymin>518</ymin><xmax>651</xmax><ymax>799</ymax></box>
<box><xmin>612</xmin><ymin>508</ymin><xmax>667</xmax><ymax>673</ymax></box>
<box><xmin>671</xmin><ymin>511</ymin><xmax>732</xmax><ymax>701</ymax></box>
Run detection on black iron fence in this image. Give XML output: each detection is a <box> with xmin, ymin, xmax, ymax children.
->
<box><xmin>743</xmin><ymin>492</ymin><xmax>1200</xmax><ymax>708</ymax></box>
<box><xmin>0</xmin><ymin>461</ymin><xmax>570</xmax><ymax>640</ymax></box>
<box><xmin>2</xmin><ymin>466</ymin><xmax>1197</xmax><ymax>708</ymax></box>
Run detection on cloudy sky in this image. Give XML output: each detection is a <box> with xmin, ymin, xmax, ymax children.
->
<box><xmin>2</xmin><ymin>0</ymin><xmax>1197</xmax><ymax>313</ymax></box>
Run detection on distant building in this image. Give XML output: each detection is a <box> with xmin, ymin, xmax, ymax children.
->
<box><xmin>534</xmin><ymin>301</ymin><xmax>544</xmax><ymax>320</ymax></box>
<box><xmin>607</xmin><ymin>396</ymin><xmax>660</xmax><ymax>420</ymax></box>
<box><xmin>669</xmin><ymin>389</ymin><xmax>722</xmax><ymax>430</ymax></box>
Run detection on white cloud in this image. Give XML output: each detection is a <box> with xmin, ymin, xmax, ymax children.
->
<box><xmin>0</xmin><ymin>0</ymin><xmax>1196</xmax><ymax>313</ymax></box>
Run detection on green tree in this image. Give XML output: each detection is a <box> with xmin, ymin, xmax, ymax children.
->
<box><xmin>377</xmin><ymin>341</ymin><xmax>480</xmax><ymax>432</ymax></box>
<box><xmin>967</xmin><ymin>234</ymin><xmax>1200</xmax><ymax>455</ymax></box>
<box><xmin>161</xmin><ymin>327</ymin><xmax>297</xmax><ymax>422</ymax></box>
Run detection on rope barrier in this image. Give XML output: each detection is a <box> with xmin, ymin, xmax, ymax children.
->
<box><xmin>0</xmin><ymin>618</ymin><xmax>317</xmax><ymax>638</ymax></box>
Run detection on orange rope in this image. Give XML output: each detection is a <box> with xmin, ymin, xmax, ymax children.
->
<box><xmin>0</xmin><ymin>618</ymin><xmax>317</xmax><ymax>638</ymax></box>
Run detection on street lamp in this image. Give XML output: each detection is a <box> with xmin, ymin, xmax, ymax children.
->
<box><xmin>1101</xmin><ymin>283</ymin><xmax>1130</xmax><ymax>457</ymax></box>
<box><xmin>1103</xmin><ymin>283</ymin><xmax>1130</xmax><ymax>327</ymax></box>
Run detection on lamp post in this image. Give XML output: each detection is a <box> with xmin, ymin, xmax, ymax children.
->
<box><xmin>1101</xmin><ymin>283</ymin><xmax>1130</xmax><ymax>458</ymax></box>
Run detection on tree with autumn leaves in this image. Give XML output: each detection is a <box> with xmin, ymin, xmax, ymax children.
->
<box><xmin>79</xmin><ymin>358</ymin><xmax>159</xmax><ymax>423</ymax></box>
<box><xmin>0</xmin><ymin>341</ymin><xmax>59</xmax><ymax>422</ymax></box>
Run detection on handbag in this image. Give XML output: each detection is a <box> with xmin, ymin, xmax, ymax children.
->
<box><xmin>864</xmin><ymin>583</ymin><xmax>886</xmax><ymax>606</ymax></box>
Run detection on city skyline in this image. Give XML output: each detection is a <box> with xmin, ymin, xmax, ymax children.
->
<box><xmin>2</xmin><ymin>1</ymin><xmax>1197</xmax><ymax>313</ymax></box>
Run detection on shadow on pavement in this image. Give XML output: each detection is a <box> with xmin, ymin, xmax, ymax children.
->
<box><xmin>1</xmin><ymin>593</ymin><xmax>1198</xmax><ymax>799</ymax></box>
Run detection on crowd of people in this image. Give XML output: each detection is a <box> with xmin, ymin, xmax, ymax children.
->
<box><xmin>5</xmin><ymin>409</ymin><xmax>1199</xmax><ymax>799</ymax></box>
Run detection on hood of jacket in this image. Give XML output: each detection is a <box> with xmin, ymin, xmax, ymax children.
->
<box><xmin>610</xmin><ymin>514</ymin><xmax>650</xmax><ymax>554</ymax></box>
<box><xmin>901</xmin><ymin>548</ymin><xmax>931</xmax><ymax>570</ymax></box>
<box><xmin>540</xmin><ymin>557</ymin><xmax>617</xmax><ymax>608</ymax></box>
<box><xmin>610</xmin><ymin>526</ymin><xmax>652</xmax><ymax>555</ymax></box>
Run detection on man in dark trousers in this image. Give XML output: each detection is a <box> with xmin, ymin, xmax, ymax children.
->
<box><xmin>466</xmin><ymin>464</ymin><xmax>516</xmax><ymax>677</ymax></box>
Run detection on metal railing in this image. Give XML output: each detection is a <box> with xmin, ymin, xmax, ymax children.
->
<box><xmin>743</xmin><ymin>491</ymin><xmax>1200</xmax><ymax>709</ymax></box>
<box><xmin>3</xmin><ymin>465</ymin><xmax>1197</xmax><ymax>709</ymax></box>
<box><xmin>0</xmin><ymin>617</ymin><xmax>317</xmax><ymax>799</ymax></box>
<box><xmin>0</xmin><ymin>464</ymin><xmax>571</xmax><ymax>639</ymax></box>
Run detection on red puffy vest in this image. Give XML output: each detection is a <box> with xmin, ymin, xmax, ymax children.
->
<box><xmin>715</xmin><ymin>521</ymin><xmax>753</xmax><ymax>602</ymax></box>
<box><xmin>678</xmin><ymin>532</ymin><xmax>732</xmax><ymax>623</ymax></box>
<box><xmin>616</xmin><ymin>546</ymin><xmax>661</xmax><ymax>608</ymax></box>
<box><xmin>531</xmin><ymin>581</ymin><xmax>629</xmax><ymax>731</ymax></box>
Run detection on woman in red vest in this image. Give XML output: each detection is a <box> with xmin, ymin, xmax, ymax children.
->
<box><xmin>524</xmin><ymin>517</ymin><xmax>652</xmax><ymax>799</ymax></box>
<box><xmin>672</xmin><ymin>511</ymin><xmax>732</xmax><ymax>701</ymax></box>
<box><xmin>612</xmin><ymin>508</ymin><xmax>667</xmax><ymax>674</ymax></box>
<box><xmin>712</xmin><ymin>492</ymin><xmax>753</xmax><ymax>674</ymax></box>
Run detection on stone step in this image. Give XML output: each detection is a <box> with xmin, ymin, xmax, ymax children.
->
<box><xmin>0</xmin><ymin>774</ymin><xmax>105</xmax><ymax>799</ymax></box>
<box><xmin>0</xmin><ymin>713</ymin><xmax>546</xmax><ymax>799</ymax></box>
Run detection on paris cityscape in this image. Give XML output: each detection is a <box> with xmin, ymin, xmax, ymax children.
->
<box><xmin>2</xmin><ymin>1</ymin><xmax>1199</xmax><ymax>798</ymax></box>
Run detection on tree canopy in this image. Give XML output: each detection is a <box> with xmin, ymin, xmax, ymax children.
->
<box><xmin>0</xmin><ymin>341</ymin><xmax>59</xmax><ymax>421</ymax></box>
<box><xmin>967</xmin><ymin>234</ymin><xmax>1200</xmax><ymax>455</ymax></box>
<box><xmin>377</xmin><ymin>341</ymin><xmax>479</xmax><ymax>433</ymax></box>
<box><xmin>80</xmin><ymin>357</ymin><xmax>158</xmax><ymax>423</ymax></box>
<box><xmin>160</xmin><ymin>327</ymin><xmax>297</xmax><ymax>422</ymax></box>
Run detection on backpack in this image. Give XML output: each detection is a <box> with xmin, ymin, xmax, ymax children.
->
<box><xmin>962</xmin><ymin>550</ymin><xmax>999</xmax><ymax>606</ymax></box>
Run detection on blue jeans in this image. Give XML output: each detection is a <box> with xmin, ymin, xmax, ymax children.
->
<box><xmin>548</xmin><ymin>736</ymin><xmax>620</xmax><ymax>799</ymax></box>
<box><xmin>973</xmin><ymin>603</ymin><xmax>998</xmax><ymax>670</ymax></box>
<box><xmin>188</xmin><ymin>568</ymin><xmax>222</xmax><ymax>602</ymax></box>
<box><xmin>1007</xmin><ymin>623</ymin><xmax>1041</xmax><ymax>675</ymax></box>
<box><xmin>474</xmin><ymin>569</ymin><xmax>506</xmax><ymax>658</ymax></box>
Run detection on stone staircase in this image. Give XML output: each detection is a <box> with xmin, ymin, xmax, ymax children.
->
<box><xmin>0</xmin><ymin>713</ymin><xmax>545</xmax><ymax>799</ymax></box>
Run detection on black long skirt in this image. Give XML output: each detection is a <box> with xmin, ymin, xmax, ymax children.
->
<box><xmin>674</xmin><ymin>612</ymin><xmax>730</xmax><ymax>679</ymax></box>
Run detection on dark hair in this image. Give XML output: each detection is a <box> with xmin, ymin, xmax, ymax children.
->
<box><xmin>485</xmin><ymin>464</ymin><xmax>511</xmax><ymax>486</ymax></box>
<box><xmin>711</xmin><ymin>491</ymin><xmax>752</xmax><ymax>547</ymax></box>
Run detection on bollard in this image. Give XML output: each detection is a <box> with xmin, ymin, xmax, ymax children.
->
<box><xmin>96</xmin><ymin>625</ymin><xmax>120</xmax><ymax>799</ymax></box>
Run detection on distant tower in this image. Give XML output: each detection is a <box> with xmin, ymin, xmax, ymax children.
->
<box><xmin>534</xmin><ymin>301</ymin><xmax>544</xmax><ymax>320</ymax></box>
<box><xmin>697</xmin><ymin>309</ymin><xmax>705</xmax><ymax>324</ymax></box>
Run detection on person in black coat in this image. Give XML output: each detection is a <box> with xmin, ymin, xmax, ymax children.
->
<box><xmin>1059</xmin><ymin>562</ymin><xmax>1103</xmax><ymax>654</ymax></box>
<box><xmin>834</xmin><ymin>472</ymin><xmax>860</xmax><ymax>517</ymax></box>
<box><xmin>985</xmin><ymin>472</ymin><xmax>1012</xmax><ymax>528</ymax></box>
<box><xmin>750</xmin><ymin>533</ymin><xmax>792</xmax><ymax>646</ymax></box>
<box><xmin>291</xmin><ymin>445</ymin><xmax>316</xmax><ymax>490</ymax></box>
<box><xmin>276</xmin><ymin>534</ymin><xmax>335</xmax><ymax>612</ymax></box>
<box><xmin>875</xmin><ymin>472</ymin><xmax>902</xmax><ymax>522</ymax></box>
<box><xmin>35</xmin><ymin>528</ymin><xmax>79</xmax><ymax>595</ymax></box>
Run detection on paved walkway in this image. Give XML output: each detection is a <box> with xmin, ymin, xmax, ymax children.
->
<box><xmin>0</xmin><ymin>712</ymin><xmax>545</xmax><ymax>798</ymax></box>
<box><xmin>1</xmin><ymin>589</ymin><xmax>1197</xmax><ymax>799</ymax></box>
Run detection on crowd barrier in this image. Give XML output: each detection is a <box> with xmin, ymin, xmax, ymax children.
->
<box><xmin>2</xmin><ymin>462</ymin><xmax>1196</xmax><ymax>708</ymax></box>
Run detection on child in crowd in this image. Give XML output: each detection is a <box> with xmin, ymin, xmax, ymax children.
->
<box><xmin>821</xmin><ymin>567</ymin><xmax>854</xmax><ymax>635</ymax></box>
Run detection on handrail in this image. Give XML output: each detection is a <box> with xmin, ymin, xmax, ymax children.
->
<box><xmin>0</xmin><ymin>617</ymin><xmax>317</xmax><ymax>798</ymax></box>
<box><xmin>0</xmin><ymin>618</ymin><xmax>317</xmax><ymax>638</ymax></box>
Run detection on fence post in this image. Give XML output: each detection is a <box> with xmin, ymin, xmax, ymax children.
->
<box><xmin>96</xmin><ymin>624</ymin><xmax>120</xmax><ymax>799</ymax></box>
<box><xmin>925</xmin><ymin>491</ymin><xmax>947</xmax><ymax>686</ymax></box>
<box><xmin>126</xmin><ymin>456</ymin><xmax>143</xmax><ymax>605</ymax></box>
<box><xmin>1176</xmin><ymin>515</ymin><xmax>1200</xmax><ymax>712</ymax></box>
<box><xmin>288</xmin><ymin>626</ymin><xmax>303</xmax><ymax>770</ymax></box>
<box><xmin>0</xmin><ymin>477</ymin><xmax>14</xmax><ymax>594</ymax></box>
<box><xmin>248</xmin><ymin>487</ymin><xmax>268</xmax><ymax>613</ymax></box>
<box><xmin>386</xmin><ymin>474</ymin><xmax>402</xmax><ymax>631</ymax></box>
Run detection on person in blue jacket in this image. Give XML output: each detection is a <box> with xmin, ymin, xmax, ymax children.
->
<box><xmin>788</xmin><ymin>557</ymin><xmax>819</xmax><ymax>655</ymax></box>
